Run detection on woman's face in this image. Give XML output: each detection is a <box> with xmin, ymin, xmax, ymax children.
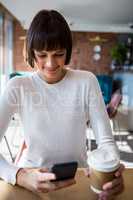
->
<box><xmin>34</xmin><ymin>49</ymin><xmax>67</xmax><ymax>84</ymax></box>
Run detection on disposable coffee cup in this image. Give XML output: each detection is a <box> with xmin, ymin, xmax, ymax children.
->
<box><xmin>88</xmin><ymin>147</ymin><xmax>120</xmax><ymax>194</ymax></box>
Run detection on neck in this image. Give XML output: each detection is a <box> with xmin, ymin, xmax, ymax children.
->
<box><xmin>37</xmin><ymin>68</ymin><xmax>67</xmax><ymax>84</ymax></box>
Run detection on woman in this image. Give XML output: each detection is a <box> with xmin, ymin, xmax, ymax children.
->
<box><xmin>0</xmin><ymin>10</ymin><xmax>124</xmax><ymax>199</ymax></box>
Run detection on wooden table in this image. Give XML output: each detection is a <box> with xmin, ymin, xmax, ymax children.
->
<box><xmin>0</xmin><ymin>169</ymin><xmax>132</xmax><ymax>200</ymax></box>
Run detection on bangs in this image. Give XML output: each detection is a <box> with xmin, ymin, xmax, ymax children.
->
<box><xmin>32</xmin><ymin>25</ymin><xmax>67</xmax><ymax>51</ymax></box>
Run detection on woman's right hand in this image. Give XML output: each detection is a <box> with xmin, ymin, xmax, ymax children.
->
<box><xmin>16</xmin><ymin>167</ymin><xmax>75</xmax><ymax>193</ymax></box>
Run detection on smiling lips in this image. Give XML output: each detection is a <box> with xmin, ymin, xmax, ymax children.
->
<box><xmin>45</xmin><ymin>67</ymin><xmax>60</xmax><ymax>74</ymax></box>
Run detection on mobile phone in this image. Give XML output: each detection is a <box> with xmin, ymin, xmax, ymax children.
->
<box><xmin>51</xmin><ymin>161</ymin><xmax>78</xmax><ymax>181</ymax></box>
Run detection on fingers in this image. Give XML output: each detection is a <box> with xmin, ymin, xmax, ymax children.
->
<box><xmin>53</xmin><ymin>179</ymin><xmax>76</xmax><ymax>190</ymax></box>
<box><xmin>99</xmin><ymin>193</ymin><xmax>115</xmax><ymax>200</ymax></box>
<box><xmin>115</xmin><ymin>163</ymin><xmax>125</xmax><ymax>177</ymax></box>
<box><xmin>39</xmin><ymin>167</ymin><xmax>49</xmax><ymax>173</ymax></box>
<box><xmin>26</xmin><ymin>167</ymin><xmax>76</xmax><ymax>193</ymax></box>
<box><xmin>37</xmin><ymin>181</ymin><xmax>56</xmax><ymax>192</ymax></box>
<box><xmin>37</xmin><ymin>179</ymin><xmax>76</xmax><ymax>193</ymax></box>
<box><xmin>99</xmin><ymin>182</ymin><xmax>124</xmax><ymax>199</ymax></box>
<box><xmin>100</xmin><ymin>175</ymin><xmax>124</xmax><ymax>200</ymax></box>
<box><xmin>38</xmin><ymin>172</ymin><xmax>56</xmax><ymax>182</ymax></box>
<box><xmin>102</xmin><ymin>176</ymin><xmax>123</xmax><ymax>190</ymax></box>
<box><xmin>36</xmin><ymin>167</ymin><xmax>56</xmax><ymax>182</ymax></box>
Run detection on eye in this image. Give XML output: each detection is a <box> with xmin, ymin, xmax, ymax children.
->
<box><xmin>37</xmin><ymin>54</ymin><xmax>47</xmax><ymax>58</ymax></box>
<box><xmin>55</xmin><ymin>53</ymin><xmax>65</xmax><ymax>57</ymax></box>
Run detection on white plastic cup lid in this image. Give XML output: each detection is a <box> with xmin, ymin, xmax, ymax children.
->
<box><xmin>87</xmin><ymin>147</ymin><xmax>120</xmax><ymax>172</ymax></box>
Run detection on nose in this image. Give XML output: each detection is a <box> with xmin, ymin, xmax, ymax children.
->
<box><xmin>45</xmin><ymin>56</ymin><xmax>57</xmax><ymax>69</ymax></box>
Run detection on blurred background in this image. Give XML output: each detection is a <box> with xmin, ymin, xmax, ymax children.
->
<box><xmin>0</xmin><ymin>0</ymin><xmax>133</xmax><ymax>167</ymax></box>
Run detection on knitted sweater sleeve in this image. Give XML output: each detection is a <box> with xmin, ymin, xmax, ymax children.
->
<box><xmin>0</xmin><ymin>78</ymin><xmax>21</xmax><ymax>185</ymax></box>
<box><xmin>88</xmin><ymin>73</ymin><xmax>119</xmax><ymax>153</ymax></box>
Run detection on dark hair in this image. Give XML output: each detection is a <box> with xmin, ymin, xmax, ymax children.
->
<box><xmin>26</xmin><ymin>10</ymin><xmax>72</xmax><ymax>68</ymax></box>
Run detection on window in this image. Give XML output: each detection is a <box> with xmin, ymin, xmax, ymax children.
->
<box><xmin>0</xmin><ymin>12</ymin><xmax>4</xmax><ymax>93</ymax></box>
<box><xmin>0</xmin><ymin>11</ymin><xmax>13</xmax><ymax>93</ymax></box>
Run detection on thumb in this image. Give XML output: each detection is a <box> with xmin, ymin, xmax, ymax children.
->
<box><xmin>39</xmin><ymin>167</ymin><xmax>49</xmax><ymax>173</ymax></box>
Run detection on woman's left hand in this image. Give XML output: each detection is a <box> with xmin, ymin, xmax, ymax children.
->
<box><xmin>98</xmin><ymin>163</ymin><xmax>125</xmax><ymax>200</ymax></box>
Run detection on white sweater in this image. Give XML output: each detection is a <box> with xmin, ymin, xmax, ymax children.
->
<box><xmin>0</xmin><ymin>69</ymin><xmax>117</xmax><ymax>185</ymax></box>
